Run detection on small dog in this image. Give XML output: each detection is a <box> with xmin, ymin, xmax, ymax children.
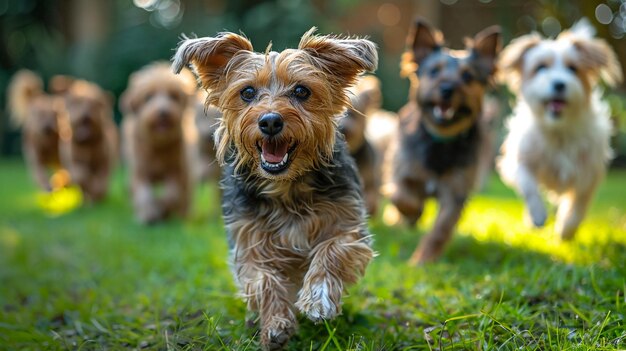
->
<box><xmin>173</xmin><ymin>28</ymin><xmax>377</xmax><ymax>349</ymax></box>
<box><xmin>388</xmin><ymin>18</ymin><xmax>501</xmax><ymax>263</ymax></box>
<box><xmin>7</xmin><ymin>70</ymin><xmax>68</xmax><ymax>191</ymax></box>
<box><xmin>120</xmin><ymin>62</ymin><xmax>196</xmax><ymax>223</ymax></box>
<box><xmin>339</xmin><ymin>75</ymin><xmax>384</xmax><ymax>215</ymax></box>
<box><xmin>191</xmin><ymin>90</ymin><xmax>222</xmax><ymax>184</ymax></box>
<box><xmin>497</xmin><ymin>19</ymin><xmax>623</xmax><ymax>239</ymax></box>
<box><xmin>58</xmin><ymin>79</ymin><xmax>118</xmax><ymax>203</ymax></box>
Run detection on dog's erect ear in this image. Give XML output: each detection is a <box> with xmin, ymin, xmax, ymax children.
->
<box><xmin>497</xmin><ymin>33</ymin><xmax>542</xmax><ymax>91</ymax></box>
<box><xmin>470</xmin><ymin>26</ymin><xmax>502</xmax><ymax>81</ymax></box>
<box><xmin>299</xmin><ymin>27</ymin><xmax>378</xmax><ymax>87</ymax></box>
<box><xmin>407</xmin><ymin>18</ymin><xmax>442</xmax><ymax>66</ymax></box>
<box><xmin>172</xmin><ymin>33</ymin><xmax>254</xmax><ymax>90</ymax></box>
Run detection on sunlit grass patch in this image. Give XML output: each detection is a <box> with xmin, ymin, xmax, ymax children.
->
<box><xmin>0</xmin><ymin>159</ymin><xmax>625</xmax><ymax>350</ymax></box>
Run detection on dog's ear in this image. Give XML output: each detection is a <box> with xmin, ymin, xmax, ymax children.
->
<box><xmin>48</xmin><ymin>75</ymin><xmax>75</xmax><ymax>95</ymax></box>
<box><xmin>172</xmin><ymin>33</ymin><xmax>254</xmax><ymax>90</ymax></box>
<box><xmin>571</xmin><ymin>38</ymin><xmax>623</xmax><ymax>87</ymax></box>
<box><xmin>497</xmin><ymin>33</ymin><xmax>542</xmax><ymax>91</ymax></box>
<box><xmin>119</xmin><ymin>86</ymin><xmax>139</xmax><ymax>115</ymax></box>
<box><xmin>470</xmin><ymin>26</ymin><xmax>502</xmax><ymax>81</ymax></box>
<box><xmin>408</xmin><ymin>18</ymin><xmax>442</xmax><ymax>64</ymax></box>
<box><xmin>401</xmin><ymin>18</ymin><xmax>442</xmax><ymax>76</ymax></box>
<box><xmin>299</xmin><ymin>27</ymin><xmax>378</xmax><ymax>87</ymax></box>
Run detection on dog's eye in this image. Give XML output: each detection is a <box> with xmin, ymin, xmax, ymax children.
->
<box><xmin>240</xmin><ymin>86</ymin><xmax>257</xmax><ymax>102</ymax></box>
<box><xmin>535</xmin><ymin>64</ymin><xmax>547</xmax><ymax>73</ymax></box>
<box><xmin>461</xmin><ymin>71</ymin><xmax>474</xmax><ymax>83</ymax></box>
<box><xmin>292</xmin><ymin>85</ymin><xmax>311</xmax><ymax>101</ymax></box>
<box><xmin>567</xmin><ymin>65</ymin><xmax>578</xmax><ymax>73</ymax></box>
<box><xmin>429</xmin><ymin>66</ymin><xmax>441</xmax><ymax>77</ymax></box>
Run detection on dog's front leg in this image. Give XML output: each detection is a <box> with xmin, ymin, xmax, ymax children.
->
<box><xmin>234</xmin><ymin>253</ymin><xmax>297</xmax><ymax>350</ymax></box>
<box><xmin>296</xmin><ymin>232</ymin><xmax>373</xmax><ymax>322</ymax></box>
<box><xmin>162</xmin><ymin>174</ymin><xmax>189</xmax><ymax>218</ymax></box>
<box><xmin>410</xmin><ymin>187</ymin><xmax>466</xmax><ymax>264</ymax></box>
<box><xmin>515</xmin><ymin>165</ymin><xmax>547</xmax><ymax>227</ymax></box>
<box><xmin>25</xmin><ymin>145</ymin><xmax>51</xmax><ymax>191</ymax></box>
<box><xmin>133</xmin><ymin>179</ymin><xmax>161</xmax><ymax>224</ymax></box>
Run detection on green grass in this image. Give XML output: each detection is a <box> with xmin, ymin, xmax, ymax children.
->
<box><xmin>1</xmin><ymin>158</ymin><xmax>625</xmax><ymax>350</ymax></box>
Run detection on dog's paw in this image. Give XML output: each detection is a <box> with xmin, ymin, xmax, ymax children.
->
<box><xmin>260</xmin><ymin>317</ymin><xmax>295</xmax><ymax>351</ymax></box>
<box><xmin>525</xmin><ymin>203</ymin><xmax>547</xmax><ymax>228</ymax></box>
<box><xmin>296</xmin><ymin>282</ymin><xmax>340</xmax><ymax>323</ymax></box>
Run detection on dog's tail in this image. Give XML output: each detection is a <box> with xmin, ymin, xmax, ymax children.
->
<box><xmin>7</xmin><ymin>69</ymin><xmax>44</xmax><ymax>127</ymax></box>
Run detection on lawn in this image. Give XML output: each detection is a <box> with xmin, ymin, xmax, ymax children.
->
<box><xmin>0</xmin><ymin>158</ymin><xmax>625</xmax><ymax>350</ymax></box>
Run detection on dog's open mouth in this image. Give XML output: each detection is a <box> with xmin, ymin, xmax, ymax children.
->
<box><xmin>257</xmin><ymin>139</ymin><xmax>296</xmax><ymax>174</ymax></box>
<box><xmin>545</xmin><ymin>98</ymin><xmax>567</xmax><ymax>116</ymax></box>
<box><xmin>431</xmin><ymin>103</ymin><xmax>472</xmax><ymax>125</ymax></box>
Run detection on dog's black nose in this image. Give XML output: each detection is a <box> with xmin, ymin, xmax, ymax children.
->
<box><xmin>440</xmin><ymin>83</ymin><xmax>455</xmax><ymax>101</ymax></box>
<box><xmin>553</xmin><ymin>81</ymin><xmax>566</xmax><ymax>93</ymax></box>
<box><xmin>258</xmin><ymin>112</ymin><xmax>284</xmax><ymax>136</ymax></box>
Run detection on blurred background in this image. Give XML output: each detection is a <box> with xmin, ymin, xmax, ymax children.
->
<box><xmin>1</xmin><ymin>0</ymin><xmax>625</xmax><ymax>161</ymax></box>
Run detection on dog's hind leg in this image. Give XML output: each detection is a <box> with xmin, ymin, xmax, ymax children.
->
<box><xmin>390</xmin><ymin>178</ymin><xmax>425</xmax><ymax>226</ymax></box>
<box><xmin>555</xmin><ymin>184</ymin><xmax>597</xmax><ymax>240</ymax></box>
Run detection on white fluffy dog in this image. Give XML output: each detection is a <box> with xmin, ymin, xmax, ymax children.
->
<box><xmin>497</xmin><ymin>19</ymin><xmax>623</xmax><ymax>240</ymax></box>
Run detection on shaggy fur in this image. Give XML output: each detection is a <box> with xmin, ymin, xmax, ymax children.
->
<box><xmin>388</xmin><ymin>18</ymin><xmax>501</xmax><ymax>263</ymax></box>
<box><xmin>58</xmin><ymin>79</ymin><xmax>118</xmax><ymax>203</ymax></box>
<box><xmin>120</xmin><ymin>62</ymin><xmax>196</xmax><ymax>224</ymax></box>
<box><xmin>497</xmin><ymin>19</ymin><xmax>623</xmax><ymax>239</ymax></box>
<box><xmin>7</xmin><ymin>70</ymin><xmax>68</xmax><ymax>191</ymax></box>
<box><xmin>173</xmin><ymin>28</ymin><xmax>377</xmax><ymax>349</ymax></box>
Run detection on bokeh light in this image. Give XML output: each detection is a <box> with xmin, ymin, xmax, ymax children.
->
<box><xmin>541</xmin><ymin>16</ymin><xmax>561</xmax><ymax>37</ymax></box>
<box><xmin>595</xmin><ymin>3</ymin><xmax>613</xmax><ymax>24</ymax></box>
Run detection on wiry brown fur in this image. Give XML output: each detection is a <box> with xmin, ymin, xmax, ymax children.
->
<box><xmin>173</xmin><ymin>28</ymin><xmax>377</xmax><ymax>350</ymax></box>
<box><xmin>121</xmin><ymin>62</ymin><xmax>196</xmax><ymax>224</ymax></box>
<box><xmin>59</xmin><ymin>79</ymin><xmax>118</xmax><ymax>203</ymax></box>
<box><xmin>388</xmin><ymin>18</ymin><xmax>501</xmax><ymax>263</ymax></box>
<box><xmin>7</xmin><ymin>70</ymin><xmax>68</xmax><ymax>191</ymax></box>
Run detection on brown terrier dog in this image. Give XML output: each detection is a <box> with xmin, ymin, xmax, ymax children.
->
<box><xmin>173</xmin><ymin>28</ymin><xmax>377</xmax><ymax>349</ymax></box>
<box><xmin>388</xmin><ymin>18</ymin><xmax>501</xmax><ymax>263</ymax></box>
<box><xmin>58</xmin><ymin>79</ymin><xmax>118</xmax><ymax>203</ymax></box>
<box><xmin>7</xmin><ymin>70</ymin><xmax>68</xmax><ymax>191</ymax></box>
<box><xmin>340</xmin><ymin>75</ymin><xmax>387</xmax><ymax>216</ymax></box>
<box><xmin>121</xmin><ymin>62</ymin><xmax>196</xmax><ymax>224</ymax></box>
<box><xmin>191</xmin><ymin>90</ymin><xmax>222</xmax><ymax>184</ymax></box>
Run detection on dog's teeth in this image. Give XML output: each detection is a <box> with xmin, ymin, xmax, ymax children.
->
<box><xmin>445</xmin><ymin>108</ymin><xmax>455</xmax><ymax>119</ymax></box>
<box><xmin>434</xmin><ymin>106</ymin><xmax>443</xmax><ymax>120</ymax></box>
<box><xmin>282</xmin><ymin>153</ymin><xmax>288</xmax><ymax>163</ymax></box>
<box><xmin>261</xmin><ymin>154</ymin><xmax>267</xmax><ymax>163</ymax></box>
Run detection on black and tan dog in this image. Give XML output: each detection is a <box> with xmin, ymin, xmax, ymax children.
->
<box><xmin>388</xmin><ymin>18</ymin><xmax>501</xmax><ymax>263</ymax></box>
<box><xmin>173</xmin><ymin>28</ymin><xmax>376</xmax><ymax>349</ymax></box>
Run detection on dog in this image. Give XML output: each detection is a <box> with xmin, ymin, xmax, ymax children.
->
<box><xmin>7</xmin><ymin>70</ymin><xmax>69</xmax><ymax>191</ymax></box>
<box><xmin>120</xmin><ymin>62</ymin><xmax>196</xmax><ymax>224</ymax></box>
<box><xmin>339</xmin><ymin>75</ymin><xmax>385</xmax><ymax>216</ymax></box>
<box><xmin>57</xmin><ymin>79</ymin><xmax>118</xmax><ymax>203</ymax></box>
<box><xmin>387</xmin><ymin>18</ymin><xmax>501</xmax><ymax>264</ymax></box>
<box><xmin>173</xmin><ymin>28</ymin><xmax>377</xmax><ymax>349</ymax></box>
<box><xmin>191</xmin><ymin>89</ymin><xmax>222</xmax><ymax>184</ymax></box>
<box><xmin>496</xmin><ymin>19</ymin><xmax>623</xmax><ymax>240</ymax></box>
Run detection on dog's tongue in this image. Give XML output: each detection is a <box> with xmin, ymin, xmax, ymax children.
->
<box><xmin>547</xmin><ymin>99</ymin><xmax>566</xmax><ymax>114</ymax></box>
<box><xmin>262</xmin><ymin>140</ymin><xmax>289</xmax><ymax>163</ymax></box>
